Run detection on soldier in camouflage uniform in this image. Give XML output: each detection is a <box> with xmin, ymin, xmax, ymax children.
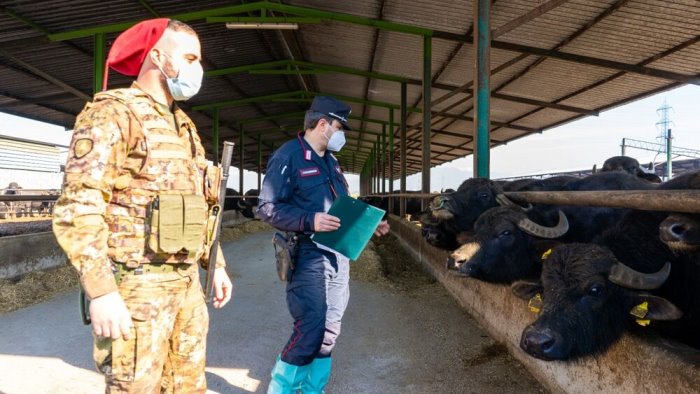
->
<box><xmin>52</xmin><ymin>18</ymin><xmax>232</xmax><ymax>393</ymax></box>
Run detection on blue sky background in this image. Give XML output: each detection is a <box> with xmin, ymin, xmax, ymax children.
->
<box><xmin>1</xmin><ymin>84</ymin><xmax>698</xmax><ymax>194</ymax></box>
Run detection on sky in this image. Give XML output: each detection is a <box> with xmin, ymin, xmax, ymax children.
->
<box><xmin>1</xmin><ymin>84</ymin><xmax>698</xmax><ymax>194</ymax></box>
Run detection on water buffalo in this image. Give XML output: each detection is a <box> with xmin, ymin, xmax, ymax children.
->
<box><xmin>512</xmin><ymin>172</ymin><xmax>700</xmax><ymax>360</ymax></box>
<box><xmin>422</xmin><ymin>176</ymin><xmax>577</xmax><ymax>250</ymax></box>
<box><xmin>447</xmin><ymin>206</ymin><xmax>566</xmax><ymax>282</ymax></box>
<box><xmin>223</xmin><ymin>188</ymin><xmax>243</xmax><ymax>211</ymax></box>
<box><xmin>240</xmin><ymin>189</ymin><xmax>259</xmax><ymax>219</ymax></box>
<box><xmin>361</xmin><ymin>191</ymin><xmax>424</xmax><ymax>219</ymax></box>
<box><xmin>447</xmin><ymin>172</ymin><xmax>656</xmax><ymax>282</ymax></box>
<box><xmin>601</xmin><ymin>156</ymin><xmax>662</xmax><ymax>183</ymax></box>
<box><xmin>512</xmin><ymin>243</ymin><xmax>681</xmax><ymax>361</ymax></box>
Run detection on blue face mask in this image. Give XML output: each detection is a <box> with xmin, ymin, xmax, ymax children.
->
<box><xmin>158</xmin><ymin>52</ymin><xmax>203</xmax><ymax>101</ymax></box>
<box><xmin>324</xmin><ymin>124</ymin><xmax>346</xmax><ymax>152</ymax></box>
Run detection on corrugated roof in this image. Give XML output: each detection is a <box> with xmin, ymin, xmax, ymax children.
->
<box><xmin>0</xmin><ymin>0</ymin><xmax>697</xmax><ymax>177</ymax></box>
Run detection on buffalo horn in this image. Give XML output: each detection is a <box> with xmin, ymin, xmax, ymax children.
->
<box><xmin>608</xmin><ymin>261</ymin><xmax>671</xmax><ymax>290</ymax></box>
<box><xmin>517</xmin><ymin>210</ymin><xmax>569</xmax><ymax>239</ymax></box>
<box><xmin>496</xmin><ymin>194</ymin><xmax>532</xmax><ymax>211</ymax></box>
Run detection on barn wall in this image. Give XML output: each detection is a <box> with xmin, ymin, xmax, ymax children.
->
<box><xmin>388</xmin><ymin>215</ymin><xmax>699</xmax><ymax>394</ymax></box>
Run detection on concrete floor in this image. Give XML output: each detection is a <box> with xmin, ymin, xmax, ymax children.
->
<box><xmin>0</xmin><ymin>231</ymin><xmax>544</xmax><ymax>394</ymax></box>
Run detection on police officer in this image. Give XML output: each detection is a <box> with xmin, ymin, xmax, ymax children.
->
<box><xmin>53</xmin><ymin>19</ymin><xmax>232</xmax><ymax>393</ymax></box>
<box><xmin>258</xmin><ymin>96</ymin><xmax>390</xmax><ymax>393</ymax></box>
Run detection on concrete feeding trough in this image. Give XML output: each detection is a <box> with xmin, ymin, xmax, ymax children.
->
<box><xmin>0</xmin><ymin>232</ymin><xmax>66</xmax><ymax>280</ymax></box>
<box><xmin>388</xmin><ymin>215</ymin><xmax>699</xmax><ymax>394</ymax></box>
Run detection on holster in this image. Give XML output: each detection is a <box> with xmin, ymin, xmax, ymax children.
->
<box><xmin>272</xmin><ymin>232</ymin><xmax>298</xmax><ymax>282</ymax></box>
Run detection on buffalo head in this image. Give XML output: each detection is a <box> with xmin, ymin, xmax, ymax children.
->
<box><xmin>513</xmin><ymin>244</ymin><xmax>680</xmax><ymax>361</ymax></box>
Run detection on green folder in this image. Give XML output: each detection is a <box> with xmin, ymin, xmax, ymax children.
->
<box><xmin>312</xmin><ymin>195</ymin><xmax>386</xmax><ymax>261</ymax></box>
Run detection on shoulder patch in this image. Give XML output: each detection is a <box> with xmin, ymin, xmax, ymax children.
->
<box><xmin>73</xmin><ymin>138</ymin><xmax>93</xmax><ymax>159</ymax></box>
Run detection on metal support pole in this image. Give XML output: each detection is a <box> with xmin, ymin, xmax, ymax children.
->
<box><xmin>353</xmin><ymin>152</ymin><xmax>356</xmax><ymax>178</ymax></box>
<box><xmin>422</xmin><ymin>34</ymin><xmax>432</xmax><ymax>210</ymax></box>
<box><xmin>374</xmin><ymin>142</ymin><xmax>379</xmax><ymax>193</ymax></box>
<box><xmin>400</xmin><ymin>82</ymin><xmax>407</xmax><ymax>217</ymax></box>
<box><xmin>213</xmin><ymin>107</ymin><xmax>220</xmax><ymax>165</ymax></box>
<box><xmin>369</xmin><ymin>145</ymin><xmax>377</xmax><ymax>194</ymax></box>
<box><xmin>382</xmin><ymin>124</ymin><xmax>387</xmax><ymax>194</ymax></box>
<box><xmin>257</xmin><ymin>135</ymin><xmax>262</xmax><ymax>191</ymax></box>
<box><xmin>376</xmin><ymin>137</ymin><xmax>382</xmax><ymax>194</ymax></box>
<box><xmin>621</xmin><ymin>138</ymin><xmax>626</xmax><ymax>156</ymax></box>
<box><xmin>239</xmin><ymin>125</ymin><xmax>244</xmax><ymax>194</ymax></box>
<box><xmin>360</xmin><ymin>170</ymin><xmax>365</xmax><ymax>195</ymax></box>
<box><xmin>473</xmin><ymin>0</ymin><xmax>491</xmax><ymax>178</ymax></box>
<box><xmin>667</xmin><ymin>129</ymin><xmax>673</xmax><ymax>180</ymax></box>
<box><xmin>388</xmin><ymin>108</ymin><xmax>395</xmax><ymax>214</ymax></box>
<box><xmin>93</xmin><ymin>33</ymin><xmax>105</xmax><ymax>94</ymax></box>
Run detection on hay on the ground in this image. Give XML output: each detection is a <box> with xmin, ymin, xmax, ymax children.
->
<box><xmin>220</xmin><ymin>220</ymin><xmax>273</xmax><ymax>242</ymax></box>
<box><xmin>351</xmin><ymin>240</ymin><xmax>388</xmax><ymax>285</ymax></box>
<box><xmin>373</xmin><ymin>233</ymin><xmax>436</xmax><ymax>290</ymax></box>
<box><xmin>0</xmin><ymin>264</ymin><xmax>79</xmax><ymax>314</ymax></box>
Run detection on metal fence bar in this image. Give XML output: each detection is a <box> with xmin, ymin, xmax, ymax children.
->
<box><xmin>503</xmin><ymin>190</ymin><xmax>700</xmax><ymax>213</ymax></box>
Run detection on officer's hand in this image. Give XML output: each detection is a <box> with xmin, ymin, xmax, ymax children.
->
<box><xmin>90</xmin><ymin>291</ymin><xmax>132</xmax><ymax>341</ymax></box>
<box><xmin>374</xmin><ymin>220</ymin><xmax>390</xmax><ymax>237</ymax></box>
<box><xmin>212</xmin><ymin>267</ymin><xmax>233</xmax><ymax>309</ymax></box>
<box><xmin>314</xmin><ymin>213</ymin><xmax>341</xmax><ymax>232</ymax></box>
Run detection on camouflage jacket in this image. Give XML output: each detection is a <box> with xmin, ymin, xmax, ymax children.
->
<box><xmin>53</xmin><ymin>84</ymin><xmax>225</xmax><ymax>299</ymax></box>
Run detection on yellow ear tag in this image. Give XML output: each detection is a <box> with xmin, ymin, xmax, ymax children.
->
<box><xmin>541</xmin><ymin>249</ymin><xmax>553</xmax><ymax>261</ymax></box>
<box><xmin>630</xmin><ymin>301</ymin><xmax>650</xmax><ymax>326</ymax></box>
<box><xmin>528</xmin><ymin>293</ymin><xmax>543</xmax><ymax>313</ymax></box>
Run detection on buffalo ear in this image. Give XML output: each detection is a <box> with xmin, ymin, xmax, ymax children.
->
<box><xmin>511</xmin><ymin>280</ymin><xmax>543</xmax><ymax>300</ymax></box>
<box><xmin>635</xmin><ymin>294</ymin><xmax>683</xmax><ymax>321</ymax></box>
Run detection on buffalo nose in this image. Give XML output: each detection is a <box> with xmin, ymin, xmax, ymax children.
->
<box><xmin>446</xmin><ymin>257</ymin><xmax>457</xmax><ymax>270</ymax></box>
<box><xmin>660</xmin><ymin>219</ymin><xmax>687</xmax><ymax>242</ymax></box>
<box><xmin>522</xmin><ymin>328</ymin><xmax>555</xmax><ymax>354</ymax></box>
<box><xmin>668</xmin><ymin>223</ymin><xmax>687</xmax><ymax>239</ymax></box>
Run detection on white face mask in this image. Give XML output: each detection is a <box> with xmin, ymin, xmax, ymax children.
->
<box><xmin>324</xmin><ymin>123</ymin><xmax>346</xmax><ymax>152</ymax></box>
<box><xmin>157</xmin><ymin>52</ymin><xmax>203</xmax><ymax>101</ymax></box>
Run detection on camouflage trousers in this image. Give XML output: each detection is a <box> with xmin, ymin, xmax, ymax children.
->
<box><xmin>93</xmin><ymin>264</ymin><xmax>209</xmax><ymax>393</ymax></box>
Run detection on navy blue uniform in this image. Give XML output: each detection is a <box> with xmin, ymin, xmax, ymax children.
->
<box><xmin>258</xmin><ymin>132</ymin><xmax>350</xmax><ymax>366</ymax></box>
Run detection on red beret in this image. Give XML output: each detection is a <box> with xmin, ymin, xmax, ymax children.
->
<box><xmin>102</xmin><ymin>18</ymin><xmax>169</xmax><ymax>91</ymax></box>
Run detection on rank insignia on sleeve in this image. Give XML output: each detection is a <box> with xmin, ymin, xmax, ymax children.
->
<box><xmin>74</xmin><ymin>138</ymin><xmax>93</xmax><ymax>159</ymax></box>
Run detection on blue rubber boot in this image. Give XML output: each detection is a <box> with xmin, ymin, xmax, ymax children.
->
<box><xmin>300</xmin><ymin>357</ymin><xmax>332</xmax><ymax>394</ymax></box>
<box><xmin>268</xmin><ymin>355</ymin><xmax>310</xmax><ymax>394</ymax></box>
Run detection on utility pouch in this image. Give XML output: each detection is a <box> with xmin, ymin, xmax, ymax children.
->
<box><xmin>204</xmin><ymin>164</ymin><xmax>222</xmax><ymax>205</ymax></box>
<box><xmin>148</xmin><ymin>194</ymin><xmax>208</xmax><ymax>255</ymax></box>
<box><xmin>272</xmin><ymin>232</ymin><xmax>298</xmax><ymax>282</ymax></box>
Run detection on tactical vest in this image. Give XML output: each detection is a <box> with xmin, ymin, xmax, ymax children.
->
<box><xmin>96</xmin><ymin>88</ymin><xmax>208</xmax><ymax>267</ymax></box>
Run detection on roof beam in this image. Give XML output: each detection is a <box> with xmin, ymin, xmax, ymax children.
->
<box><xmin>193</xmin><ymin>90</ymin><xmax>422</xmax><ymax>113</ymax></box>
<box><xmin>209</xmin><ymin>58</ymin><xmax>592</xmax><ymax>116</ymax></box>
<box><xmin>0</xmin><ymin>50</ymin><xmax>91</xmax><ymax>101</ymax></box>
<box><xmin>491</xmin><ymin>0</ymin><xmax>571</xmax><ymax>38</ymax></box>
<box><xmin>358</xmin><ymin>0</ymin><xmax>387</xmax><ymax>150</ymax></box>
<box><xmin>47</xmin><ymin>1</ymin><xmax>431</xmax><ymax>42</ymax></box>
<box><xmin>48</xmin><ymin>3</ymin><xmax>267</xmax><ymax>41</ymax></box>
<box><xmin>491</xmin><ymin>92</ymin><xmax>598</xmax><ymax>115</ymax></box>
<box><xmin>491</xmin><ymin>41</ymin><xmax>700</xmax><ymax>85</ymax></box>
<box><xmin>0</xmin><ymin>90</ymin><xmax>76</xmax><ymax>117</ymax></box>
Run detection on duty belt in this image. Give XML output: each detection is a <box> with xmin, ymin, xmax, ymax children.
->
<box><xmin>112</xmin><ymin>262</ymin><xmax>191</xmax><ymax>283</ymax></box>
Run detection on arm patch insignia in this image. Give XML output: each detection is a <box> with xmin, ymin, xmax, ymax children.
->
<box><xmin>74</xmin><ymin>138</ymin><xmax>94</xmax><ymax>159</ymax></box>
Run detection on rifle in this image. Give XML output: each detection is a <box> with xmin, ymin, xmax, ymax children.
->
<box><xmin>205</xmin><ymin>141</ymin><xmax>235</xmax><ymax>303</ymax></box>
